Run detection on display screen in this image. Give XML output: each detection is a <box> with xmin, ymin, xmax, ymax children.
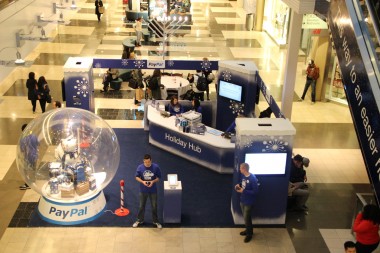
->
<box><xmin>168</xmin><ymin>174</ymin><xmax>178</xmax><ymax>186</ymax></box>
<box><xmin>244</xmin><ymin>153</ymin><xmax>287</xmax><ymax>175</ymax></box>
<box><xmin>218</xmin><ymin>80</ymin><xmax>242</xmax><ymax>102</ymax></box>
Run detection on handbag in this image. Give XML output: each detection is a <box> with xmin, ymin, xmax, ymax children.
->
<box><xmin>46</xmin><ymin>94</ymin><xmax>52</xmax><ymax>103</ymax></box>
<box><xmin>99</xmin><ymin>6</ymin><xmax>105</xmax><ymax>14</ymax></box>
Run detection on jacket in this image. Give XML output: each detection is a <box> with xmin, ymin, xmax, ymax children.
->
<box><xmin>353</xmin><ymin>212</ymin><xmax>380</xmax><ymax>245</ymax></box>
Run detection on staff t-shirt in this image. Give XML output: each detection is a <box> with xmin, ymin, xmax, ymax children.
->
<box><xmin>135</xmin><ymin>163</ymin><xmax>162</xmax><ymax>193</ymax></box>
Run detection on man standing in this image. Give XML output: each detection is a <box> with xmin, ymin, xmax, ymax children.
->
<box><xmin>299</xmin><ymin>59</ymin><xmax>319</xmax><ymax>104</ymax></box>
<box><xmin>235</xmin><ymin>163</ymin><xmax>259</xmax><ymax>243</ymax></box>
<box><xmin>133</xmin><ymin>154</ymin><xmax>162</xmax><ymax>228</ymax></box>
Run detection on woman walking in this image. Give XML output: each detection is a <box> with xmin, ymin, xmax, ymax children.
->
<box><xmin>26</xmin><ymin>72</ymin><xmax>38</xmax><ymax>114</ymax></box>
<box><xmin>95</xmin><ymin>0</ymin><xmax>103</xmax><ymax>22</ymax></box>
<box><xmin>37</xmin><ymin>76</ymin><xmax>50</xmax><ymax>113</ymax></box>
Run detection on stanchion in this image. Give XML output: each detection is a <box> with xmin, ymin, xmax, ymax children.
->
<box><xmin>115</xmin><ymin>180</ymin><xmax>129</xmax><ymax>216</ymax></box>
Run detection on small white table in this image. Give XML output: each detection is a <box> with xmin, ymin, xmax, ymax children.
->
<box><xmin>160</xmin><ymin>76</ymin><xmax>190</xmax><ymax>99</ymax></box>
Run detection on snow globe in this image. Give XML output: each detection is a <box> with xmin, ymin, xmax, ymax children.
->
<box><xmin>16</xmin><ymin>108</ymin><xmax>120</xmax><ymax>225</ymax></box>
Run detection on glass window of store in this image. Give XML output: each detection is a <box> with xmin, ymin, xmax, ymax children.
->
<box><xmin>263</xmin><ymin>0</ymin><xmax>290</xmax><ymax>46</ymax></box>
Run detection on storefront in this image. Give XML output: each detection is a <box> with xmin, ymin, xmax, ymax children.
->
<box><xmin>263</xmin><ymin>0</ymin><xmax>290</xmax><ymax>46</ymax></box>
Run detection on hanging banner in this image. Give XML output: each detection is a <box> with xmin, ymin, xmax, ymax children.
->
<box><xmin>328</xmin><ymin>0</ymin><xmax>380</xmax><ymax>204</ymax></box>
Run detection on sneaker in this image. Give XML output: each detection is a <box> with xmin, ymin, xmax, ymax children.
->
<box><xmin>244</xmin><ymin>235</ymin><xmax>252</xmax><ymax>243</ymax></box>
<box><xmin>239</xmin><ymin>231</ymin><xmax>247</xmax><ymax>236</ymax></box>
<box><xmin>19</xmin><ymin>184</ymin><xmax>30</xmax><ymax>190</ymax></box>
<box><xmin>153</xmin><ymin>222</ymin><xmax>162</xmax><ymax>229</ymax></box>
<box><xmin>298</xmin><ymin>98</ymin><xmax>303</xmax><ymax>102</ymax></box>
<box><xmin>311</xmin><ymin>102</ymin><xmax>315</xmax><ymax>105</ymax></box>
<box><xmin>132</xmin><ymin>221</ymin><xmax>143</xmax><ymax>228</ymax></box>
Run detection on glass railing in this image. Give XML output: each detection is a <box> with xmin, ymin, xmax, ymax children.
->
<box><xmin>353</xmin><ymin>0</ymin><xmax>380</xmax><ymax>86</ymax></box>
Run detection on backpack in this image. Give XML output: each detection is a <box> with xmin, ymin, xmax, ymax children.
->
<box><xmin>128</xmin><ymin>78</ymin><xmax>138</xmax><ymax>89</ymax></box>
<box><xmin>181</xmin><ymin>90</ymin><xmax>195</xmax><ymax>101</ymax></box>
<box><xmin>196</xmin><ymin>74</ymin><xmax>207</xmax><ymax>91</ymax></box>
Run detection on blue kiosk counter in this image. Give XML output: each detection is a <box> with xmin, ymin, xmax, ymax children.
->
<box><xmin>146</xmin><ymin>105</ymin><xmax>235</xmax><ymax>174</ymax></box>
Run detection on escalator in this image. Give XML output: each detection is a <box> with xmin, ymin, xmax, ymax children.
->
<box><xmin>328</xmin><ymin>0</ymin><xmax>380</xmax><ymax>204</ymax></box>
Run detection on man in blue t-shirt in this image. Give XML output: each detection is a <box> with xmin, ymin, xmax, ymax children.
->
<box><xmin>133</xmin><ymin>154</ymin><xmax>162</xmax><ymax>228</ymax></box>
<box><xmin>235</xmin><ymin>163</ymin><xmax>259</xmax><ymax>243</ymax></box>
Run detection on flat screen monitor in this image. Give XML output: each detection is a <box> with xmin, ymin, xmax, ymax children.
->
<box><xmin>218</xmin><ymin>80</ymin><xmax>242</xmax><ymax>102</ymax></box>
<box><xmin>167</xmin><ymin>174</ymin><xmax>178</xmax><ymax>186</ymax></box>
<box><xmin>244</xmin><ymin>153</ymin><xmax>287</xmax><ymax>175</ymax></box>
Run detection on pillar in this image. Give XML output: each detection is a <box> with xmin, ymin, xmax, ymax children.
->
<box><xmin>281</xmin><ymin>10</ymin><xmax>303</xmax><ymax>119</ymax></box>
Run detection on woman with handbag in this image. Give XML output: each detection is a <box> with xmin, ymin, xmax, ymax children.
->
<box><xmin>26</xmin><ymin>72</ymin><xmax>38</xmax><ymax>114</ymax></box>
<box><xmin>149</xmin><ymin>69</ymin><xmax>164</xmax><ymax>100</ymax></box>
<box><xmin>37</xmin><ymin>76</ymin><xmax>50</xmax><ymax>113</ymax></box>
<box><xmin>95</xmin><ymin>0</ymin><xmax>104</xmax><ymax>22</ymax></box>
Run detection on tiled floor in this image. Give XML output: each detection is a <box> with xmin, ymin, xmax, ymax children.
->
<box><xmin>0</xmin><ymin>0</ymin><xmax>376</xmax><ymax>252</ymax></box>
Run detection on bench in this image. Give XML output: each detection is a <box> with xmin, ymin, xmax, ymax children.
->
<box><xmin>142</xmin><ymin>29</ymin><xmax>150</xmax><ymax>43</ymax></box>
<box><xmin>122</xmin><ymin>38</ymin><xmax>135</xmax><ymax>53</ymax></box>
<box><xmin>110</xmin><ymin>78</ymin><xmax>123</xmax><ymax>90</ymax></box>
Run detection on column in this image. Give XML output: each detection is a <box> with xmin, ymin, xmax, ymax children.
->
<box><xmin>281</xmin><ymin>10</ymin><xmax>303</xmax><ymax>119</ymax></box>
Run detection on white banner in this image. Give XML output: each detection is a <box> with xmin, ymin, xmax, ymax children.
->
<box><xmin>147</xmin><ymin>60</ymin><xmax>166</xmax><ymax>68</ymax></box>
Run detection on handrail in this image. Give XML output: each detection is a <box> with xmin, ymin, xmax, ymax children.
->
<box><xmin>0</xmin><ymin>0</ymin><xmax>17</xmax><ymax>11</ymax></box>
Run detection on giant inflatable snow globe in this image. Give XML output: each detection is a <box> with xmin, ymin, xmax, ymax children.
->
<box><xmin>16</xmin><ymin>108</ymin><xmax>120</xmax><ymax>225</ymax></box>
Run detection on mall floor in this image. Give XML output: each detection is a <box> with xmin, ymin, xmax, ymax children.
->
<box><xmin>0</xmin><ymin>0</ymin><xmax>378</xmax><ymax>252</ymax></box>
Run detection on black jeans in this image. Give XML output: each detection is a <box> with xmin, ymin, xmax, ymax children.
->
<box><xmin>39</xmin><ymin>100</ymin><xmax>47</xmax><ymax>113</ymax></box>
<box><xmin>301</xmin><ymin>78</ymin><xmax>316</xmax><ymax>102</ymax></box>
<box><xmin>356</xmin><ymin>241</ymin><xmax>379</xmax><ymax>253</ymax></box>
<box><xmin>240</xmin><ymin>203</ymin><xmax>253</xmax><ymax>235</ymax></box>
<box><xmin>31</xmin><ymin>100</ymin><xmax>37</xmax><ymax>112</ymax></box>
<box><xmin>137</xmin><ymin>192</ymin><xmax>158</xmax><ymax>223</ymax></box>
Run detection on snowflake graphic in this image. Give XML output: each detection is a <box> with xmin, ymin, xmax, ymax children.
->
<box><xmin>242</xmin><ymin>137</ymin><xmax>254</xmax><ymax>148</ymax></box>
<box><xmin>94</xmin><ymin>62</ymin><xmax>102</xmax><ymax>68</ymax></box>
<box><xmin>222</xmin><ymin>71</ymin><xmax>232</xmax><ymax>81</ymax></box>
<box><xmin>278</xmin><ymin>112</ymin><xmax>286</xmax><ymax>119</ymax></box>
<box><xmin>134</xmin><ymin>60</ymin><xmax>145</xmax><ymax>69</ymax></box>
<box><xmin>74</xmin><ymin>77</ymin><xmax>89</xmax><ymax>97</ymax></box>
<box><xmin>229</xmin><ymin>100</ymin><xmax>244</xmax><ymax>115</ymax></box>
<box><xmin>262</xmin><ymin>85</ymin><xmax>272</xmax><ymax>105</ymax></box>
<box><xmin>121</xmin><ymin>59</ymin><xmax>129</xmax><ymax>66</ymax></box>
<box><xmin>167</xmin><ymin>60</ymin><xmax>174</xmax><ymax>67</ymax></box>
<box><xmin>262</xmin><ymin>136</ymin><xmax>289</xmax><ymax>152</ymax></box>
<box><xmin>201</xmin><ymin>59</ymin><xmax>212</xmax><ymax>71</ymax></box>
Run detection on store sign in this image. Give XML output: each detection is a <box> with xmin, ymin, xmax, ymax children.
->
<box><xmin>302</xmin><ymin>14</ymin><xmax>328</xmax><ymax>29</ymax></box>
<box><xmin>164</xmin><ymin>132</ymin><xmax>202</xmax><ymax>153</ymax></box>
<box><xmin>329</xmin><ymin>0</ymin><xmax>380</xmax><ymax>203</ymax></box>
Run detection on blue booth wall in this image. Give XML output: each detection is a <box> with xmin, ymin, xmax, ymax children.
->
<box><xmin>232</xmin><ymin>132</ymin><xmax>293</xmax><ymax>225</ymax></box>
<box><xmin>215</xmin><ymin>61</ymin><xmax>258</xmax><ymax>132</ymax></box>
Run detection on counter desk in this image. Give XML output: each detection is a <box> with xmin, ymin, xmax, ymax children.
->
<box><xmin>146</xmin><ymin>105</ymin><xmax>234</xmax><ymax>174</ymax></box>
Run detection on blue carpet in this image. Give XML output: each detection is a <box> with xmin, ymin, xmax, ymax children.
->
<box><xmin>29</xmin><ymin>128</ymin><xmax>236</xmax><ymax>227</ymax></box>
